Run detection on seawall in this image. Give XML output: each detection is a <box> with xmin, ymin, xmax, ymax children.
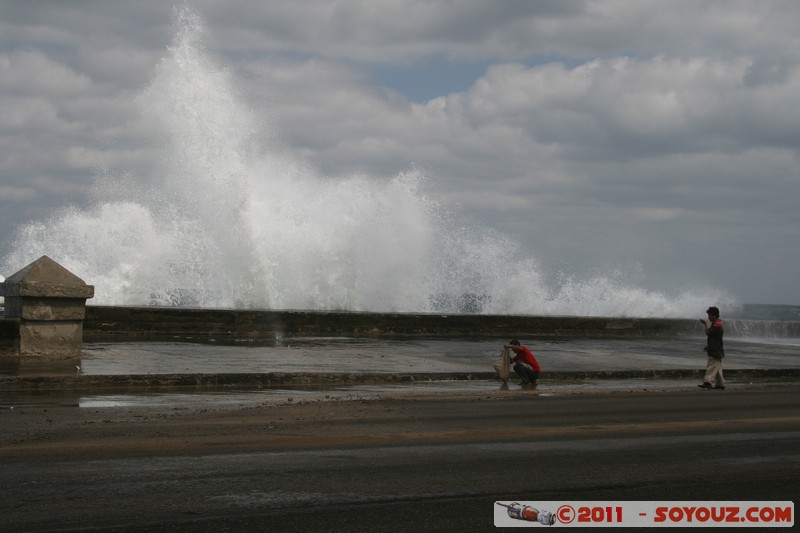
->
<box><xmin>82</xmin><ymin>305</ymin><xmax>700</xmax><ymax>342</ymax></box>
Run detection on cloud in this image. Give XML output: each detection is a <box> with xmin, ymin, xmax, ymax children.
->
<box><xmin>181</xmin><ymin>0</ymin><xmax>800</xmax><ymax>67</ymax></box>
<box><xmin>0</xmin><ymin>185</ymin><xmax>37</xmax><ymax>202</ymax></box>
<box><xmin>629</xmin><ymin>207</ymin><xmax>686</xmax><ymax>222</ymax></box>
<box><xmin>0</xmin><ymin>50</ymin><xmax>92</xmax><ymax>95</ymax></box>
<box><xmin>1</xmin><ymin>1</ymin><xmax>799</xmax><ymax>305</ymax></box>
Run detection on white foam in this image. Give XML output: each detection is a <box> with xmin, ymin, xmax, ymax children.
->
<box><xmin>1</xmin><ymin>6</ymin><xmax>730</xmax><ymax>317</ymax></box>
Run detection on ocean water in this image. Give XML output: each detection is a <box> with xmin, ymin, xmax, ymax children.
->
<box><xmin>726</xmin><ymin>303</ymin><xmax>800</xmax><ymax>321</ymax></box>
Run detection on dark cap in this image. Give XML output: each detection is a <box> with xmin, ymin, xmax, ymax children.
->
<box><xmin>706</xmin><ymin>306</ymin><xmax>720</xmax><ymax>316</ymax></box>
<box><xmin>509</xmin><ymin>339</ymin><xmax>521</xmax><ymax>346</ymax></box>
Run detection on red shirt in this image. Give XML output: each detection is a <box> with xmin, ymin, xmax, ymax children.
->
<box><xmin>511</xmin><ymin>345</ymin><xmax>541</xmax><ymax>373</ymax></box>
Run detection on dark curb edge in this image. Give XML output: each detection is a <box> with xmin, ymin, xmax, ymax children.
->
<box><xmin>1</xmin><ymin>368</ymin><xmax>798</xmax><ymax>391</ymax></box>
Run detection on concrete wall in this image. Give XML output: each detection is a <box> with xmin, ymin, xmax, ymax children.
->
<box><xmin>83</xmin><ymin>305</ymin><xmax>700</xmax><ymax>341</ymax></box>
<box><xmin>0</xmin><ymin>317</ymin><xmax>19</xmax><ymax>355</ymax></box>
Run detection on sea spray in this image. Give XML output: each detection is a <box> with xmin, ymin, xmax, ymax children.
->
<box><xmin>0</xmin><ymin>6</ymin><xmax>731</xmax><ymax>317</ymax></box>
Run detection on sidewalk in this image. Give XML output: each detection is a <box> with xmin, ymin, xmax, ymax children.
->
<box><xmin>2</xmin><ymin>336</ymin><xmax>798</xmax><ymax>389</ymax></box>
<box><xmin>1</xmin><ymin>335</ymin><xmax>798</xmax><ymax>410</ymax></box>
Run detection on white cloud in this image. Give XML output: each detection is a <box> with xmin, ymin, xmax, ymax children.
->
<box><xmin>0</xmin><ymin>50</ymin><xmax>92</xmax><ymax>95</ymax></box>
<box><xmin>0</xmin><ymin>185</ymin><xmax>37</xmax><ymax>202</ymax></box>
<box><xmin>1</xmin><ymin>1</ymin><xmax>799</xmax><ymax>306</ymax></box>
<box><xmin>629</xmin><ymin>207</ymin><xmax>686</xmax><ymax>222</ymax></box>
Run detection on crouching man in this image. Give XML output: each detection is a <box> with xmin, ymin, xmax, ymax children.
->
<box><xmin>503</xmin><ymin>339</ymin><xmax>541</xmax><ymax>388</ymax></box>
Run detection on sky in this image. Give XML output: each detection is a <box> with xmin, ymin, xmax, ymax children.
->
<box><xmin>1</xmin><ymin>0</ymin><xmax>799</xmax><ymax>307</ymax></box>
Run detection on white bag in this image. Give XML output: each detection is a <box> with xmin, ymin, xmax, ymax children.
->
<box><xmin>492</xmin><ymin>347</ymin><xmax>511</xmax><ymax>381</ymax></box>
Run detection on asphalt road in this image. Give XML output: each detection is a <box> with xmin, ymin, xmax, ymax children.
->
<box><xmin>2</xmin><ymin>384</ymin><xmax>798</xmax><ymax>532</ymax></box>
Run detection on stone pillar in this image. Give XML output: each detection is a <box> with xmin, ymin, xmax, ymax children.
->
<box><xmin>0</xmin><ymin>256</ymin><xmax>94</xmax><ymax>358</ymax></box>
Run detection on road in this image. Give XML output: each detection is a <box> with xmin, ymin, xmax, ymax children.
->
<box><xmin>2</xmin><ymin>384</ymin><xmax>798</xmax><ymax>531</ymax></box>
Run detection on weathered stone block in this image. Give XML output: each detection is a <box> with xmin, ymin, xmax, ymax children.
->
<box><xmin>19</xmin><ymin>321</ymin><xmax>84</xmax><ymax>358</ymax></box>
<box><xmin>16</xmin><ymin>298</ymin><xmax>88</xmax><ymax>321</ymax></box>
<box><xmin>0</xmin><ymin>318</ymin><xmax>20</xmax><ymax>356</ymax></box>
<box><xmin>0</xmin><ymin>256</ymin><xmax>93</xmax><ymax>359</ymax></box>
<box><xmin>2</xmin><ymin>296</ymin><xmax>21</xmax><ymax>317</ymax></box>
<box><xmin>0</xmin><ymin>256</ymin><xmax>94</xmax><ymax>316</ymax></box>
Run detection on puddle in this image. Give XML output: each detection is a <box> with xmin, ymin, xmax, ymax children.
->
<box><xmin>79</xmin><ymin>391</ymin><xmax>272</xmax><ymax>408</ymax></box>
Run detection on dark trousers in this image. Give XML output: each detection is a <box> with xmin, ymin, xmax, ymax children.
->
<box><xmin>514</xmin><ymin>362</ymin><xmax>539</xmax><ymax>384</ymax></box>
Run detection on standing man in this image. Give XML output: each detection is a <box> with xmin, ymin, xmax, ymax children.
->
<box><xmin>503</xmin><ymin>339</ymin><xmax>541</xmax><ymax>387</ymax></box>
<box><xmin>698</xmin><ymin>306</ymin><xmax>725</xmax><ymax>390</ymax></box>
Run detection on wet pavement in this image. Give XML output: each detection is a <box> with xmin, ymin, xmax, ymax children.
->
<box><xmin>1</xmin><ymin>335</ymin><xmax>798</xmax><ymax>409</ymax></box>
<box><xmin>80</xmin><ymin>336</ymin><xmax>800</xmax><ymax>375</ymax></box>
